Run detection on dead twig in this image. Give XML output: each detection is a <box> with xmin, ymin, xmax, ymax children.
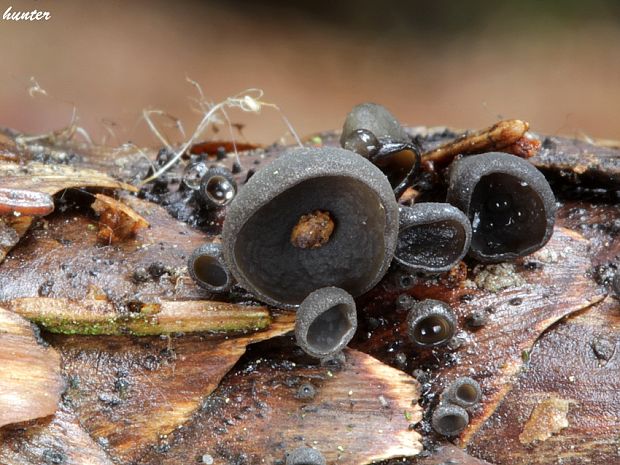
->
<box><xmin>421</xmin><ymin>119</ymin><xmax>531</xmax><ymax>171</ymax></box>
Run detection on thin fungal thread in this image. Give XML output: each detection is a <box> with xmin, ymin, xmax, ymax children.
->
<box><xmin>140</xmin><ymin>83</ymin><xmax>302</xmax><ymax>186</ymax></box>
<box><xmin>16</xmin><ymin>78</ymin><xmax>94</xmax><ymax>146</ymax></box>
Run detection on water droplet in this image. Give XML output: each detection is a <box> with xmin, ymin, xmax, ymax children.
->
<box><xmin>182</xmin><ymin>162</ymin><xmax>208</xmax><ymax>190</ymax></box>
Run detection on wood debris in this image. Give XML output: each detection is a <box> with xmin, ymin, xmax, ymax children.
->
<box><xmin>6</xmin><ymin>297</ymin><xmax>272</xmax><ymax>335</ymax></box>
<box><xmin>91</xmin><ymin>193</ymin><xmax>149</xmax><ymax>244</ymax></box>
<box><xmin>0</xmin><ymin>407</ymin><xmax>114</xmax><ymax>465</ymax></box>
<box><xmin>0</xmin><ymin>306</ymin><xmax>64</xmax><ymax>428</ymax></box>
<box><xmin>0</xmin><ymin>313</ymin><xmax>296</xmax><ymax>464</ymax></box>
<box><xmin>0</xmin><ymin>160</ymin><xmax>138</xmax><ymax>263</ymax></box>
<box><xmin>0</xmin><ymin>187</ymin><xmax>54</xmax><ymax>216</ymax></box>
<box><xmin>518</xmin><ymin>397</ymin><xmax>570</xmax><ymax>444</ymax></box>
<box><xmin>138</xmin><ymin>347</ymin><xmax>423</xmax><ymax>465</ymax></box>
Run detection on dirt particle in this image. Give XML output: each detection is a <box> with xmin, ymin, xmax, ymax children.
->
<box><xmin>42</xmin><ymin>449</ymin><xmax>66</xmax><ymax>465</ymax></box>
<box><xmin>38</xmin><ymin>280</ymin><xmax>54</xmax><ymax>297</ymax></box>
<box><xmin>148</xmin><ymin>261</ymin><xmax>170</xmax><ymax>278</ymax></box>
<box><xmin>201</xmin><ymin>454</ymin><xmax>215</xmax><ymax>464</ymax></box>
<box><xmin>290</xmin><ymin>210</ymin><xmax>335</xmax><ymax>249</ymax></box>
<box><xmin>466</xmin><ymin>311</ymin><xmax>488</xmax><ymax>328</ymax></box>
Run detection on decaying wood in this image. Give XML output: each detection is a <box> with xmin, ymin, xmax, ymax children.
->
<box><xmin>0</xmin><ymin>161</ymin><xmax>137</xmax><ymax>196</ymax></box>
<box><xmin>353</xmin><ymin>225</ymin><xmax>605</xmax><ymax>445</ymax></box>
<box><xmin>0</xmin><ymin>160</ymin><xmax>138</xmax><ymax>263</ymax></box>
<box><xmin>414</xmin><ymin>445</ymin><xmax>493</xmax><ymax>465</ymax></box>
<box><xmin>468</xmin><ymin>297</ymin><xmax>620</xmax><ymax>464</ymax></box>
<box><xmin>137</xmin><ymin>347</ymin><xmax>423</xmax><ymax>465</ymax></box>
<box><xmin>0</xmin><ymin>214</ymin><xmax>32</xmax><ymax>262</ymax></box>
<box><xmin>1</xmin><ymin>123</ymin><xmax>620</xmax><ymax>465</ymax></box>
<box><xmin>531</xmin><ymin>135</ymin><xmax>620</xmax><ymax>188</ymax></box>
<box><xmin>0</xmin><ymin>196</ymin><xmax>254</xmax><ymax>331</ymax></box>
<box><xmin>0</xmin><ymin>187</ymin><xmax>54</xmax><ymax>216</ymax></box>
<box><xmin>0</xmin><ymin>406</ymin><xmax>114</xmax><ymax>465</ymax></box>
<box><xmin>0</xmin><ymin>313</ymin><xmax>295</xmax><ymax>464</ymax></box>
<box><xmin>0</xmin><ymin>306</ymin><xmax>64</xmax><ymax>428</ymax></box>
<box><xmin>6</xmin><ymin>297</ymin><xmax>272</xmax><ymax>336</ymax></box>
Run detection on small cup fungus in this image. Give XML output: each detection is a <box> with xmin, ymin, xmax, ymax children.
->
<box><xmin>182</xmin><ymin>161</ymin><xmax>209</xmax><ymax>190</ymax></box>
<box><xmin>340</xmin><ymin>103</ymin><xmax>419</xmax><ymax>196</ymax></box>
<box><xmin>407</xmin><ymin>299</ymin><xmax>457</xmax><ymax>348</ymax></box>
<box><xmin>447</xmin><ymin>152</ymin><xmax>556</xmax><ymax>262</ymax></box>
<box><xmin>222</xmin><ymin>147</ymin><xmax>398</xmax><ymax>308</ymax></box>
<box><xmin>443</xmin><ymin>377</ymin><xmax>482</xmax><ymax>409</ymax></box>
<box><xmin>188</xmin><ymin>243</ymin><xmax>234</xmax><ymax>293</ymax></box>
<box><xmin>286</xmin><ymin>447</ymin><xmax>326</xmax><ymax>465</ymax></box>
<box><xmin>395</xmin><ymin>203</ymin><xmax>472</xmax><ymax>274</ymax></box>
<box><xmin>340</xmin><ymin>103</ymin><xmax>409</xmax><ymax>145</ymax></box>
<box><xmin>432</xmin><ymin>403</ymin><xmax>469</xmax><ymax>437</ymax></box>
<box><xmin>199</xmin><ymin>166</ymin><xmax>237</xmax><ymax>210</ymax></box>
<box><xmin>295</xmin><ymin>287</ymin><xmax>357</xmax><ymax>359</ymax></box>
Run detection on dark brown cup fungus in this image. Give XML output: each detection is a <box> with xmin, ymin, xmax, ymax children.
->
<box><xmin>295</xmin><ymin>382</ymin><xmax>317</xmax><ymax>400</ymax></box>
<box><xmin>295</xmin><ymin>287</ymin><xmax>357</xmax><ymax>359</ymax></box>
<box><xmin>340</xmin><ymin>103</ymin><xmax>419</xmax><ymax>197</ymax></box>
<box><xmin>395</xmin><ymin>203</ymin><xmax>472</xmax><ymax>274</ymax></box>
<box><xmin>340</xmin><ymin>102</ymin><xmax>409</xmax><ymax>145</ymax></box>
<box><xmin>443</xmin><ymin>377</ymin><xmax>482</xmax><ymax>409</ymax></box>
<box><xmin>221</xmin><ymin>146</ymin><xmax>399</xmax><ymax>308</ymax></box>
<box><xmin>432</xmin><ymin>403</ymin><xmax>469</xmax><ymax>437</ymax></box>
<box><xmin>447</xmin><ymin>152</ymin><xmax>556</xmax><ymax>262</ymax></box>
<box><xmin>188</xmin><ymin>243</ymin><xmax>234</xmax><ymax>293</ymax></box>
<box><xmin>407</xmin><ymin>299</ymin><xmax>456</xmax><ymax>348</ymax></box>
<box><xmin>199</xmin><ymin>166</ymin><xmax>237</xmax><ymax>209</ymax></box>
<box><xmin>286</xmin><ymin>447</ymin><xmax>326</xmax><ymax>465</ymax></box>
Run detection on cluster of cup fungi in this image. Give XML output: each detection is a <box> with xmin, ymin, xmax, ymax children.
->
<box><xmin>186</xmin><ymin>103</ymin><xmax>557</xmax><ymax>440</ymax></box>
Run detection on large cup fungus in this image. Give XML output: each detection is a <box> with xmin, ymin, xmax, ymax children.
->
<box><xmin>447</xmin><ymin>152</ymin><xmax>556</xmax><ymax>262</ymax></box>
<box><xmin>221</xmin><ymin>147</ymin><xmax>399</xmax><ymax>308</ymax></box>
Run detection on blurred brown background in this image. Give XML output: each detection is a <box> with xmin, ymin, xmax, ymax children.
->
<box><xmin>0</xmin><ymin>0</ymin><xmax>619</xmax><ymax>146</ymax></box>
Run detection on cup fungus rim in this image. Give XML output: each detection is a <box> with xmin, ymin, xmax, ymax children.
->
<box><xmin>431</xmin><ymin>403</ymin><xmax>470</xmax><ymax>437</ymax></box>
<box><xmin>444</xmin><ymin>376</ymin><xmax>482</xmax><ymax>408</ymax></box>
<box><xmin>285</xmin><ymin>446</ymin><xmax>326</xmax><ymax>465</ymax></box>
